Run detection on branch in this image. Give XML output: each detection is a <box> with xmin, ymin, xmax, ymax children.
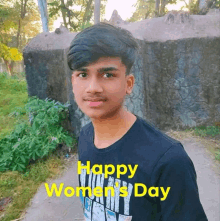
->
<box><xmin>182</xmin><ymin>0</ymin><xmax>189</xmax><ymax>8</ymax></box>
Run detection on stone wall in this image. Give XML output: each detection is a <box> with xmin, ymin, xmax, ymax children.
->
<box><xmin>136</xmin><ymin>38</ymin><xmax>220</xmax><ymax>131</ymax></box>
<box><xmin>23</xmin><ymin>12</ymin><xmax>220</xmax><ymax>137</ymax></box>
<box><xmin>24</xmin><ymin>50</ymin><xmax>68</xmax><ymax>103</ymax></box>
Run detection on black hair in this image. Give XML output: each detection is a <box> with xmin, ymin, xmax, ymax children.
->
<box><xmin>67</xmin><ymin>22</ymin><xmax>139</xmax><ymax>75</ymax></box>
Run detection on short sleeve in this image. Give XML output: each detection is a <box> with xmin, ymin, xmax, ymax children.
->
<box><xmin>150</xmin><ymin>143</ymin><xmax>208</xmax><ymax>221</ymax></box>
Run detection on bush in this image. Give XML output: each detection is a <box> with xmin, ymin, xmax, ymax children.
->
<box><xmin>194</xmin><ymin>126</ymin><xmax>220</xmax><ymax>137</ymax></box>
<box><xmin>0</xmin><ymin>96</ymin><xmax>76</xmax><ymax>172</ymax></box>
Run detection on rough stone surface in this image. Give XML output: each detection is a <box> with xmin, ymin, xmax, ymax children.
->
<box><xmin>104</xmin><ymin>10</ymin><xmax>130</xmax><ymax>26</ymax></box>
<box><xmin>136</xmin><ymin>38</ymin><xmax>220</xmax><ymax>131</ymax></box>
<box><xmin>118</xmin><ymin>11</ymin><xmax>220</xmax><ymax>41</ymax></box>
<box><xmin>24</xmin><ymin>26</ymin><xmax>78</xmax><ymax>52</ymax></box>
<box><xmin>23</xmin><ymin>12</ymin><xmax>220</xmax><ymax>137</ymax></box>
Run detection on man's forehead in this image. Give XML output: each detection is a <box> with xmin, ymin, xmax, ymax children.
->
<box><xmin>75</xmin><ymin>66</ymin><xmax>119</xmax><ymax>72</ymax></box>
<box><xmin>74</xmin><ymin>57</ymin><xmax>125</xmax><ymax>72</ymax></box>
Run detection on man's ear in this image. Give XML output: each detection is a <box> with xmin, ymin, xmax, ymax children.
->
<box><xmin>126</xmin><ymin>74</ymin><xmax>135</xmax><ymax>95</ymax></box>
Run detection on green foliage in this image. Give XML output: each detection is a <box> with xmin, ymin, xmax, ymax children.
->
<box><xmin>0</xmin><ymin>72</ymin><xmax>77</xmax><ymax>220</ymax></box>
<box><xmin>215</xmin><ymin>151</ymin><xmax>220</xmax><ymax>161</ymax></box>
<box><xmin>180</xmin><ymin>0</ymin><xmax>200</xmax><ymax>14</ymax></box>
<box><xmin>193</xmin><ymin>126</ymin><xmax>220</xmax><ymax>137</ymax></box>
<box><xmin>129</xmin><ymin>0</ymin><xmax>177</xmax><ymax>22</ymax></box>
<box><xmin>0</xmin><ymin>72</ymin><xmax>28</xmax><ymax>142</ymax></box>
<box><xmin>0</xmin><ymin>95</ymin><xmax>76</xmax><ymax>172</ymax></box>
<box><xmin>0</xmin><ymin>0</ymin><xmax>43</xmax><ymax>51</ymax></box>
<box><xmin>47</xmin><ymin>0</ymin><xmax>107</xmax><ymax>32</ymax></box>
<box><xmin>0</xmin><ymin>3</ymin><xmax>17</xmax><ymax>43</ymax></box>
<box><xmin>0</xmin><ymin>43</ymin><xmax>23</xmax><ymax>61</ymax></box>
<box><xmin>0</xmin><ymin>43</ymin><xmax>11</xmax><ymax>60</ymax></box>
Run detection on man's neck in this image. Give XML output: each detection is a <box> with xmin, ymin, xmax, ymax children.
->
<box><xmin>91</xmin><ymin>108</ymin><xmax>137</xmax><ymax>148</ymax></box>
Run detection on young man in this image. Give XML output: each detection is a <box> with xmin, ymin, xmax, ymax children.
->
<box><xmin>67</xmin><ymin>22</ymin><xmax>207</xmax><ymax>221</ymax></box>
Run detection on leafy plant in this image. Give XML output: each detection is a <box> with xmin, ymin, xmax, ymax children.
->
<box><xmin>0</xmin><ymin>96</ymin><xmax>76</xmax><ymax>172</ymax></box>
<box><xmin>47</xmin><ymin>0</ymin><xmax>107</xmax><ymax>32</ymax></box>
<box><xmin>194</xmin><ymin>126</ymin><xmax>220</xmax><ymax>137</ymax></box>
<box><xmin>215</xmin><ymin>151</ymin><xmax>220</xmax><ymax>161</ymax></box>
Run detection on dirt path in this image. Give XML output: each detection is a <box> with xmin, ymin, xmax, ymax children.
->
<box><xmin>22</xmin><ymin>154</ymin><xmax>84</xmax><ymax>221</ymax></box>
<box><xmin>21</xmin><ymin>135</ymin><xmax>220</xmax><ymax>221</ymax></box>
<box><xmin>179</xmin><ymin>137</ymin><xmax>220</xmax><ymax>221</ymax></box>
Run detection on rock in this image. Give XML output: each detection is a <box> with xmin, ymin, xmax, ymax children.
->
<box><xmin>206</xmin><ymin>8</ymin><xmax>220</xmax><ymax>15</ymax></box>
<box><xmin>164</xmin><ymin>10</ymin><xmax>191</xmax><ymax>25</ymax></box>
<box><xmin>107</xmin><ymin>10</ymin><xmax>129</xmax><ymax>26</ymax></box>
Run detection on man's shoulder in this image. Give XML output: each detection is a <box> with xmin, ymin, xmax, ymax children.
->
<box><xmin>137</xmin><ymin>116</ymin><xmax>181</xmax><ymax>147</ymax></box>
<box><xmin>135</xmin><ymin>116</ymin><xmax>186</xmax><ymax>165</ymax></box>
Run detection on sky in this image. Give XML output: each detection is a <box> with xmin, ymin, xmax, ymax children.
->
<box><xmin>105</xmin><ymin>0</ymin><xmax>188</xmax><ymax>20</ymax></box>
<box><xmin>34</xmin><ymin>0</ymin><xmax>189</xmax><ymax>30</ymax></box>
<box><xmin>105</xmin><ymin>0</ymin><xmax>137</xmax><ymax>20</ymax></box>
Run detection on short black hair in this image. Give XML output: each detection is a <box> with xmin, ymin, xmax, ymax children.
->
<box><xmin>67</xmin><ymin>22</ymin><xmax>139</xmax><ymax>75</ymax></box>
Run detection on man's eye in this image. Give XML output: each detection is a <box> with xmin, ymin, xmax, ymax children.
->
<box><xmin>78</xmin><ymin>73</ymin><xmax>87</xmax><ymax>78</ymax></box>
<box><xmin>103</xmin><ymin>73</ymin><xmax>114</xmax><ymax>78</ymax></box>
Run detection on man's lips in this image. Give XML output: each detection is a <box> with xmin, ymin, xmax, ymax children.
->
<box><xmin>83</xmin><ymin>97</ymin><xmax>106</xmax><ymax>107</ymax></box>
<box><xmin>87</xmin><ymin>101</ymin><xmax>104</xmax><ymax>107</ymax></box>
<box><xmin>84</xmin><ymin>98</ymin><xmax>106</xmax><ymax>102</ymax></box>
<box><xmin>83</xmin><ymin>98</ymin><xmax>106</xmax><ymax>107</ymax></box>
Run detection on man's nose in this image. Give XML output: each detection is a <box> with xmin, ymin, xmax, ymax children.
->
<box><xmin>85</xmin><ymin>77</ymin><xmax>103</xmax><ymax>93</ymax></box>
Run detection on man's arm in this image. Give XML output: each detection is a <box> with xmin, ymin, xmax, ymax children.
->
<box><xmin>151</xmin><ymin>143</ymin><xmax>208</xmax><ymax>221</ymax></box>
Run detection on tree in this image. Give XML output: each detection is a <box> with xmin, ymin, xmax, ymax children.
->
<box><xmin>1</xmin><ymin>0</ymin><xmax>40</xmax><ymax>50</ymax></box>
<box><xmin>48</xmin><ymin>0</ymin><xmax>107</xmax><ymax>32</ymax></box>
<box><xmin>128</xmin><ymin>0</ymin><xmax>177</xmax><ymax>21</ymax></box>
<box><xmin>0</xmin><ymin>0</ymin><xmax>55</xmax><ymax>74</ymax></box>
<box><xmin>0</xmin><ymin>43</ymin><xmax>23</xmax><ymax>76</ymax></box>
<box><xmin>179</xmin><ymin>0</ymin><xmax>219</xmax><ymax>15</ymax></box>
<box><xmin>155</xmin><ymin>0</ymin><xmax>160</xmax><ymax>17</ymax></box>
<box><xmin>0</xmin><ymin>3</ymin><xmax>18</xmax><ymax>46</ymax></box>
<box><xmin>128</xmin><ymin>0</ymin><xmax>219</xmax><ymax>22</ymax></box>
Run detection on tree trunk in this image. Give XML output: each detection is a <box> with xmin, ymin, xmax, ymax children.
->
<box><xmin>155</xmin><ymin>0</ymin><xmax>160</xmax><ymax>17</ymax></box>
<box><xmin>60</xmin><ymin>0</ymin><xmax>68</xmax><ymax>28</ymax></box>
<box><xmin>16</xmin><ymin>0</ymin><xmax>28</xmax><ymax>50</ymax></box>
<box><xmin>10</xmin><ymin>61</ymin><xmax>15</xmax><ymax>75</ymax></box>
<box><xmin>3</xmin><ymin>59</ymin><xmax>12</xmax><ymax>76</ymax></box>
<box><xmin>17</xmin><ymin>19</ymin><xmax>21</xmax><ymax>49</ymax></box>
<box><xmin>37</xmin><ymin>0</ymin><xmax>49</xmax><ymax>32</ymax></box>
<box><xmin>94</xmin><ymin>0</ymin><xmax>101</xmax><ymax>24</ymax></box>
<box><xmin>160</xmin><ymin>0</ymin><xmax>167</xmax><ymax>16</ymax></box>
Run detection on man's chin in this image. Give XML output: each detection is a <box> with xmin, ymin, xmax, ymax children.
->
<box><xmin>84</xmin><ymin>107</ymin><xmax>125</xmax><ymax>121</ymax></box>
<box><xmin>85</xmin><ymin>111</ymin><xmax>111</xmax><ymax>120</ymax></box>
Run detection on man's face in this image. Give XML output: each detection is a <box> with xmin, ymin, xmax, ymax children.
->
<box><xmin>71</xmin><ymin>57</ymin><xmax>135</xmax><ymax>120</ymax></box>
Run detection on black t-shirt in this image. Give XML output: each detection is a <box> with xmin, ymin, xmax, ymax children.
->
<box><xmin>77</xmin><ymin>115</ymin><xmax>208</xmax><ymax>221</ymax></box>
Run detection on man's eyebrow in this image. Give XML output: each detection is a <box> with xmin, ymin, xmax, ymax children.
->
<box><xmin>98</xmin><ymin>67</ymin><xmax>119</xmax><ymax>72</ymax></box>
<box><xmin>75</xmin><ymin>67</ymin><xmax>119</xmax><ymax>72</ymax></box>
<box><xmin>75</xmin><ymin>67</ymin><xmax>88</xmax><ymax>72</ymax></box>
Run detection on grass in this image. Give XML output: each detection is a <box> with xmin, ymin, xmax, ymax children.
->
<box><xmin>0</xmin><ymin>72</ymin><xmax>29</xmax><ymax>140</ymax></box>
<box><xmin>0</xmin><ymin>156</ymin><xmax>66</xmax><ymax>220</ymax></box>
<box><xmin>0</xmin><ymin>72</ymin><xmax>77</xmax><ymax>221</ymax></box>
<box><xmin>188</xmin><ymin>125</ymin><xmax>220</xmax><ymax>162</ymax></box>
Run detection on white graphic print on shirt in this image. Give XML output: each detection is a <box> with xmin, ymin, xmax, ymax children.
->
<box><xmin>79</xmin><ymin>163</ymin><xmax>133</xmax><ymax>221</ymax></box>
